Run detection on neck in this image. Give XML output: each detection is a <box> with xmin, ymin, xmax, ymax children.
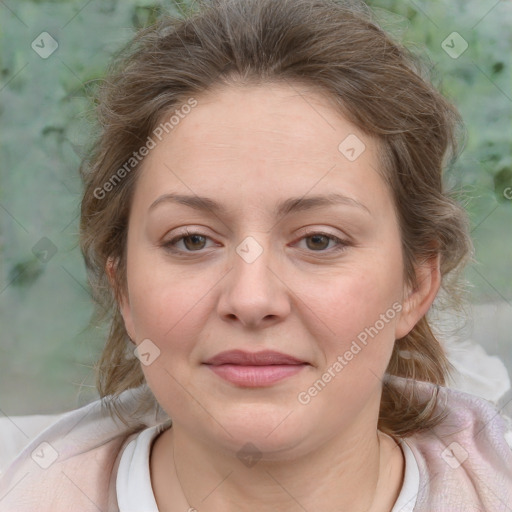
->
<box><xmin>150</xmin><ymin>421</ymin><xmax>404</xmax><ymax>512</ymax></box>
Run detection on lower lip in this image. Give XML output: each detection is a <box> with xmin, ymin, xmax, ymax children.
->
<box><xmin>205</xmin><ymin>364</ymin><xmax>307</xmax><ymax>387</ymax></box>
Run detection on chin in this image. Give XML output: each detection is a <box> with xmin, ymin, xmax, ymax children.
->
<box><xmin>209</xmin><ymin>408</ymin><xmax>313</xmax><ymax>457</ymax></box>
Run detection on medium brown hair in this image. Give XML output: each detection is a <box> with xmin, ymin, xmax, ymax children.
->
<box><xmin>79</xmin><ymin>0</ymin><xmax>473</xmax><ymax>435</ymax></box>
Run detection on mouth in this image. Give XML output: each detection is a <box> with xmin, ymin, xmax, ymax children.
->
<box><xmin>203</xmin><ymin>349</ymin><xmax>309</xmax><ymax>387</ymax></box>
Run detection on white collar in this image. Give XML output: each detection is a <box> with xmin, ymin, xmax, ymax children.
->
<box><xmin>117</xmin><ymin>426</ymin><xmax>419</xmax><ymax>512</ymax></box>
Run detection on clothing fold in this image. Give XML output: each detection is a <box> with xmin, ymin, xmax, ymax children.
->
<box><xmin>0</xmin><ymin>376</ymin><xmax>510</xmax><ymax>511</ymax></box>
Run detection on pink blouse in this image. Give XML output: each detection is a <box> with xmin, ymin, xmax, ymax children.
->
<box><xmin>0</xmin><ymin>376</ymin><xmax>511</xmax><ymax>511</ymax></box>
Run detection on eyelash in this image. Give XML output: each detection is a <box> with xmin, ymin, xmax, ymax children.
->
<box><xmin>162</xmin><ymin>228</ymin><xmax>351</xmax><ymax>255</ymax></box>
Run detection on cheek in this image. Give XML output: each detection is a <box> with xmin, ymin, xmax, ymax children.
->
<box><xmin>125</xmin><ymin>238</ymin><xmax>213</xmax><ymax>336</ymax></box>
<box><xmin>128</xmin><ymin>273</ymin><xmax>211</xmax><ymax>345</ymax></box>
<box><xmin>125</xmin><ymin>258</ymin><xmax>212</xmax><ymax>411</ymax></box>
<box><xmin>124</xmin><ymin>252</ymin><xmax>223</xmax><ymax>403</ymax></box>
<box><xmin>293</xmin><ymin>271</ymin><xmax>401</xmax><ymax>425</ymax></box>
<box><xmin>304</xmin><ymin>260</ymin><xmax>403</xmax><ymax>342</ymax></box>
<box><xmin>296</xmin><ymin>256</ymin><xmax>404</xmax><ymax>399</ymax></box>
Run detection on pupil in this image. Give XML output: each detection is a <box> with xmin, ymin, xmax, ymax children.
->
<box><xmin>185</xmin><ymin>235</ymin><xmax>205</xmax><ymax>250</ymax></box>
<box><xmin>308</xmin><ymin>235</ymin><xmax>328</xmax><ymax>250</ymax></box>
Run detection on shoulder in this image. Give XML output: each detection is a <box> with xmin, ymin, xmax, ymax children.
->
<box><xmin>389</xmin><ymin>376</ymin><xmax>512</xmax><ymax>512</ymax></box>
<box><xmin>0</xmin><ymin>413</ymin><xmax>66</xmax><ymax>474</ymax></box>
<box><xmin>0</xmin><ymin>385</ymin><xmax>170</xmax><ymax>512</ymax></box>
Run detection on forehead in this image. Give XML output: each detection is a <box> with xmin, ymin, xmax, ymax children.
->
<box><xmin>131</xmin><ymin>82</ymin><xmax>391</xmax><ymax>218</ymax></box>
<box><xmin>164</xmin><ymin>82</ymin><xmax>370</xmax><ymax>162</ymax></box>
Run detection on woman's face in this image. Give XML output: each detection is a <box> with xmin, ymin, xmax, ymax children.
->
<box><xmin>118</xmin><ymin>82</ymin><xmax>429</xmax><ymax>457</ymax></box>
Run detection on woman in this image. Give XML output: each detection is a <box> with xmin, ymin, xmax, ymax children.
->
<box><xmin>1</xmin><ymin>0</ymin><xmax>511</xmax><ymax>510</ymax></box>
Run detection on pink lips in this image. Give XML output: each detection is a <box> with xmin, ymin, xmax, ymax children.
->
<box><xmin>203</xmin><ymin>349</ymin><xmax>308</xmax><ymax>387</ymax></box>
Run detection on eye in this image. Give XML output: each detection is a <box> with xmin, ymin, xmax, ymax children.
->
<box><xmin>162</xmin><ymin>228</ymin><xmax>351</xmax><ymax>255</ymax></box>
<box><xmin>163</xmin><ymin>229</ymin><xmax>217</xmax><ymax>253</ymax></box>
<box><xmin>294</xmin><ymin>231</ymin><xmax>350</xmax><ymax>253</ymax></box>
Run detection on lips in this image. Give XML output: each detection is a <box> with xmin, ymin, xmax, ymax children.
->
<box><xmin>203</xmin><ymin>350</ymin><xmax>309</xmax><ymax>387</ymax></box>
<box><xmin>203</xmin><ymin>349</ymin><xmax>306</xmax><ymax>366</ymax></box>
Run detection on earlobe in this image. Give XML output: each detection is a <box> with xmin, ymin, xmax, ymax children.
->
<box><xmin>106</xmin><ymin>257</ymin><xmax>124</xmax><ymax>307</ymax></box>
<box><xmin>106</xmin><ymin>256</ymin><xmax>117</xmax><ymax>290</ymax></box>
<box><xmin>395</xmin><ymin>254</ymin><xmax>441</xmax><ymax>339</ymax></box>
<box><xmin>105</xmin><ymin>256</ymin><xmax>137</xmax><ymax>342</ymax></box>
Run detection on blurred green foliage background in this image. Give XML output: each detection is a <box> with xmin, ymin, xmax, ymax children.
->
<box><xmin>1</xmin><ymin>0</ymin><xmax>511</xmax><ymax>414</ymax></box>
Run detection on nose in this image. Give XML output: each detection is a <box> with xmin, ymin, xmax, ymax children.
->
<box><xmin>217</xmin><ymin>235</ymin><xmax>291</xmax><ymax>330</ymax></box>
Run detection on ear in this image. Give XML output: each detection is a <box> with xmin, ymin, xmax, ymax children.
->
<box><xmin>395</xmin><ymin>253</ymin><xmax>441</xmax><ymax>339</ymax></box>
<box><xmin>106</xmin><ymin>257</ymin><xmax>137</xmax><ymax>343</ymax></box>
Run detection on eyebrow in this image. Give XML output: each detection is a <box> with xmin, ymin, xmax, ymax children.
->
<box><xmin>148</xmin><ymin>192</ymin><xmax>371</xmax><ymax>217</ymax></box>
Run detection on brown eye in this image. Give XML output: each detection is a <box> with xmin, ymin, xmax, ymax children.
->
<box><xmin>305</xmin><ymin>234</ymin><xmax>331</xmax><ymax>251</ymax></box>
<box><xmin>295</xmin><ymin>231</ymin><xmax>349</xmax><ymax>253</ymax></box>
<box><xmin>181</xmin><ymin>234</ymin><xmax>207</xmax><ymax>251</ymax></box>
<box><xmin>163</xmin><ymin>230</ymin><xmax>215</xmax><ymax>254</ymax></box>
<box><xmin>295</xmin><ymin>231</ymin><xmax>353</xmax><ymax>256</ymax></box>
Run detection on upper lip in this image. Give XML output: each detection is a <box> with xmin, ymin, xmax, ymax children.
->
<box><xmin>204</xmin><ymin>350</ymin><xmax>307</xmax><ymax>366</ymax></box>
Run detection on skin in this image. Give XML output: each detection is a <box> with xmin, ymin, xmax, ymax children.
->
<box><xmin>114</xmin><ymin>82</ymin><xmax>441</xmax><ymax>512</ymax></box>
